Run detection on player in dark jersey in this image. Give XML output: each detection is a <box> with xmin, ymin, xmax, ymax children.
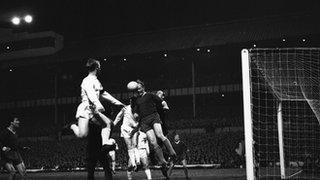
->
<box><xmin>86</xmin><ymin>120</ymin><xmax>114</xmax><ymax>180</ymax></box>
<box><xmin>133</xmin><ymin>80</ymin><xmax>176</xmax><ymax>178</ymax></box>
<box><xmin>0</xmin><ymin>117</ymin><xmax>29</xmax><ymax>180</ymax></box>
<box><xmin>168</xmin><ymin>133</ymin><xmax>189</xmax><ymax>179</ymax></box>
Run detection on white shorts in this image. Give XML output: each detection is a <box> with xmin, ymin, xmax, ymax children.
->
<box><xmin>139</xmin><ymin>149</ymin><xmax>148</xmax><ymax>160</ymax></box>
<box><xmin>120</xmin><ymin>126</ymin><xmax>134</xmax><ymax>138</ymax></box>
<box><xmin>75</xmin><ymin>102</ymin><xmax>94</xmax><ymax>120</ymax></box>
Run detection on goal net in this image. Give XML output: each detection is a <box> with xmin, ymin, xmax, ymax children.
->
<box><xmin>242</xmin><ymin>48</ymin><xmax>320</xmax><ymax>180</ymax></box>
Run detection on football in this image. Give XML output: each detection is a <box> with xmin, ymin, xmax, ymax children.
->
<box><xmin>127</xmin><ymin>81</ymin><xmax>138</xmax><ymax>90</ymax></box>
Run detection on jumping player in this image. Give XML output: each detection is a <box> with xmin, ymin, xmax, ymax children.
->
<box><xmin>168</xmin><ymin>133</ymin><xmax>189</xmax><ymax>179</ymax></box>
<box><xmin>0</xmin><ymin>117</ymin><xmax>29</xmax><ymax>180</ymax></box>
<box><xmin>113</xmin><ymin>97</ymin><xmax>140</xmax><ymax>171</ymax></box>
<box><xmin>127</xmin><ymin>131</ymin><xmax>152</xmax><ymax>180</ymax></box>
<box><xmin>133</xmin><ymin>80</ymin><xmax>177</xmax><ymax>177</ymax></box>
<box><xmin>71</xmin><ymin>58</ymin><xmax>124</xmax><ymax>154</ymax></box>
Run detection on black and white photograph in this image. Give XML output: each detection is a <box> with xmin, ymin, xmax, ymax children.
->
<box><xmin>1</xmin><ymin>0</ymin><xmax>320</xmax><ymax>179</ymax></box>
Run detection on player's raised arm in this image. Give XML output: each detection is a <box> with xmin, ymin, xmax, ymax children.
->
<box><xmin>152</xmin><ymin>93</ymin><xmax>164</xmax><ymax>108</ymax></box>
<box><xmin>100</xmin><ymin>91</ymin><xmax>124</xmax><ymax>106</ymax></box>
<box><xmin>113</xmin><ymin>107</ymin><xmax>125</xmax><ymax>126</ymax></box>
<box><xmin>156</xmin><ymin>90</ymin><xmax>169</xmax><ymax>110</ymax></box>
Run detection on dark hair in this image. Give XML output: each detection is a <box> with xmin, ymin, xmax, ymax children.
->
<box><xmin>86</xmin><ymin>58</ymin><xmax>100</xmax><ymax>72</ymax></box>
<box><xmin>136</xmin><ymin>79</ymin><xmax>145</xmax><ymax>87</ymax></box>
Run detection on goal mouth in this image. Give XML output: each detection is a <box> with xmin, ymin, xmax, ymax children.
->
<box><xmin>242</xmin><ymin>48</ymin><xmax>320</xmax><ymax>180</ymax></box>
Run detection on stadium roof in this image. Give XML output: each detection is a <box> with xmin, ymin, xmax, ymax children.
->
<box><xmin>60</xmin><ymin>13</ymin><xmax>320</xmax><ymax>57</ymax></box>
<box><xmin>2</xmin><ymin>13</ymin><xmax>320</xmax><ymax>67</ymax></box>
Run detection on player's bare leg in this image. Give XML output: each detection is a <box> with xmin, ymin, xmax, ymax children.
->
<box><xmin>140</xmin><ymin>154</ymin><xmax>152</xmax><ymax>180</ymax></box>
<box><xmin>94</xmin><ymin>112</ymin><xmax>116</xmax><ymax>153</ymax></box>
<box><xmin>146</xmin><ymin>129</ymin><xmax>168</xmax><ymax>178</ymax></box>
<box><xmin>14</xmin><ymin>162</ymin><xmax>26</xmax><ymax>179</ymax></box>
<box><xmin>132</xmin><ymin>132</ymin><xmax>140</xmax><ymax>166</ymax></box>
<box><xmin>146</xmin><ymin>129</ymin><xmax>167</xmax><ymax>164</ymax></box>
<box><xmin>168</xmin><ymin>162</ymin><xmax>175</xmax><ymax>176</ymax></box>
<box><xmin>153</xmin><ymin>123</ymin><xmax>176</xmax><ymax>158</ymax></box>
<box><xmin>109</xmin><ymin>151</ymin><xmax>116</xmax><ymax>174</ymax></box>
<box><xmin>127</xmin><ymin>160</ymin><xmax>134</xmax><ymax>180</ymax></box>
<box><xmin>168</xmin><ymin>159</ymin><xmax>188</xmax><ymax>179</ymax></box>
<box><xmin>124</xmin><ymin>137</ymin><xmax>137</xmax><ymax>170</ymax></box>
<box><xmin>71</xmin><ymin>117</ymin><xmax>89</xmax><ymax>138</ymax></box>
<box><xmin>16</xmin><ymin>162</ymin><xmax>26</xmax><ymax>176</ymax></box>
<box><xmin>144</xmin><ymin>167</ymin><xmax>152</xmax><ymax>179</ymax></box>
<box><xmin>4</xmin><ymin>163</ymin><xmax>16</xmax><ymax>180</ymax></box>
<box><xmin>181</xmin><ymin>159</ymin><xmax>189</xmax><ymax>179</ymax></box>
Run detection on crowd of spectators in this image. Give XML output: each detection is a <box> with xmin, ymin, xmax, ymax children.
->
<box><xmin>1</xmin><ymin>114</ymin><xmax>242</xmax><ymax>138</ymax></box>
<box><xmin>166</xmin><ymin>117</ymin><xmax>242</xmax><ymax>131</ymax></box>
<box><xmin>18</xmin><ymin>131</ymin><xmax>244</xmax><ymax>170</ymax></box>
<box><xmin>0</xmin><ymin>91</ymin><xmax>243</xmax><ymax>138</ymax></box>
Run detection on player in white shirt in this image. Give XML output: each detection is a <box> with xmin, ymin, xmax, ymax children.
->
<box><xmin>71</xmin><ymin>58</ymin><xmax>123</xmax><ymax>153</ymax></box>
<box><xmin>127</xmin><ymin>131</ymin><xmax>152</xmax><ymax>180</ymax></box>
<box><xmin>113</xmin><ymin>97</ymin><xmax>140</xmax><ymax>170</ymax></box>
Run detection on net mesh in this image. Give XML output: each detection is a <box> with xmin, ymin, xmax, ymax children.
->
<box><xmin>248</xmin><ymin>48</ymin><xmax>320</xmax><ymax>179</ymax></box>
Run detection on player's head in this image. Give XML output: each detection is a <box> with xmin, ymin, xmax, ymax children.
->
<box><xmin>10</xmin><ymin>117</ymin><xmax>20</xmax><ymax>129</ymax></box>
<box><xmin>136</xmin><ymin>79</ymin><xmax>145</xmax><ymax>96</ymax></box>
<box><xmin>86</xmin><ymin>58</ymin><xmax>101</xmax><ymax>74</ymax></box>
<box><xmin>156</xmin><ymin>90</ymin><xmax>165</xmax><ymax>99</ymax></box>
<box><xmin>174</xmin><ymin>133</ymin><xmax>180</xmax><ymax>142</ymax></box>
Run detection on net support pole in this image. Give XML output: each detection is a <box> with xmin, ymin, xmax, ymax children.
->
<box><xmin>241</xmin><ymin>49</ymin><xmax>255</xmax><ymax>180</ymax></box>
<box><xmin>191</xmin><ymin>60</ymin><xmax>196</xmax><ymax>120</ymax></box>
<box><xmin>54</xmin><ymin>72</ymin><xmax>59</xmax><ymax>139</ymax></box>
<box><xmin>277</xmin><ymin>101</ymin><xmax>286</xmax><ymax>179</ymax></box>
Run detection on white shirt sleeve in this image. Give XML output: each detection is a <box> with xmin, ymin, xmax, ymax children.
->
<box><xmin>100</xmin><ymin>91</ymin><xmax>123</xmax><ymax>106</ymax></box>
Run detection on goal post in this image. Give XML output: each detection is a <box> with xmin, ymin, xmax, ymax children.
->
<box><xmin>277</xmin><ymin>101</ymin><xmax>286</xmax><ymax>179</ymax></box>
<box><xmin>242</xmin><ymin>48</ymin><xmax>320</xmax><ymax>180</ymax></box>
<box><xmin>242</xmin><ymin>49</ymin><xmax>256</xmax><ymax>180</ymax></box>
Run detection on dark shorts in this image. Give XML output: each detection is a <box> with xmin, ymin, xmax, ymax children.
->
<box><xmin>140</xmin><ymin>113</ymin><xmax>162</xmax><ymax>133</ymax></box>
<box><xmin>0</xmin><ymin>151</ymin><xmax>23</xmax><ymax>166</ymax></box>
<box><xmin>174</xmin><ymin>153</ymin><xmax>187</xmax><ymax>164</ymax></box>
